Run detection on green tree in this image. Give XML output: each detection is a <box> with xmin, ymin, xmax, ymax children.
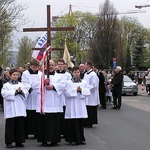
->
<box><xmin>117</xmin><ymin>16</ymin><xmax>150</xmax><ymax>71</ymax></box>
<box><xmin>141</xmin><ymin>29</ymin><xmax>150</xmax><ymax>68</ymax></box>
<box><xmin>17</xmin><ymin>36</ymin><xmax>32</xmax><ymax>67</ymax></box>
<box><xmin>52</xmin><ymin>11</ymin><xmax>97</xmax><ymax>64</ymax></box>
<box><xmin>125</xmin><ymin>46</ymin><xmax>132</xmax><ymax>72</ymax></box>
<box><xmin>133</xmin><ymin>37</ymin><xmax>145</xmax><ymax>69</ymax></box>
<box><xmin>141</xmin><ymin>46</ymin><xmax>150</xmax><ymax>69</ymax></box>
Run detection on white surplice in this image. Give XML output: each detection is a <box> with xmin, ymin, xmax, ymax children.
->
<box><xmin>1</xmin><ymin>82</ymin><xmax>29</xmax><ymax>119</ymax></box>
<box><xmin>64</xmin><ymin>79</ymin><xmax>91</xmax><ymax>119</ymax></box>
<box><xmin>83</xmin><ymin>71</ymin><xmax>100</xmax><ymax>106</ymax></box>
<box><xmin>36</xmin><ymin>72</ymin><xmax>66</xmax><ymax>113</ymax></box>
<box><xmin>56</xmin><ymin>72</ymin><xmax>72</xmax><ymax>106</ymax></box>
<box><xmin>21</xmin><ymin>70</ymin><xmax>42</xmax><ymax>110</ymax></box>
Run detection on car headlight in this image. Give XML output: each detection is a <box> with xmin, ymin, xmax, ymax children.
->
<box><xmin>132</xmin><ymin>85</ymin><xmax>137</xmax><ymax>88</ymax></box>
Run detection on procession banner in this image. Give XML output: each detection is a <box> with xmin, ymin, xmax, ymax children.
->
<box><xmin>40</xmin><ymin>46</ymin><xmax>52</xmax><ymax>114</ymax></box>
<box><xmin>63</xmin><ymin>40</ymin><xmax>74</xmax><ymax>68</ymax></box>
<box><xmin>32</xmin><ymin>32</ymin><xmax>47</xmax><ymax>61</ymax></box>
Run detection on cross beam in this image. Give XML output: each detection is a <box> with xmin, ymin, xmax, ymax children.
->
<box><xmin>23</xmin><ymin>5</ymin><xmax>74</xmax><ymax>77</ymax></box>
<box><xmin>23</xmin><ymin>27</ymin><xmax>74</xmax><ymax>32</ymax></box>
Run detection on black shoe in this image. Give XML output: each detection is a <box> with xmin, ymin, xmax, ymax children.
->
<box><xmin>15</xmin><ymin>143</ymin><xmax>24</xmax><ymax>147</ymax></box>
<box><xmin>99</xmin><ymin>106</ymin><xmax>106</xmax><ymax>109</ymax></box>
<box><xmin>25</xmin><ymin>135</ymin><xmax>28</xmax><ymax>139</ymax></box>
<box><xmin>41</xmin><ymin>142</ymin><xmax>48</xmax><ymax>146</ymax></box>
<box><xmin>69</xmin><ymin>142</ymin><xmax>76</xmax><ymax>146</ymax></box>
<box><xmin>6</xmin><ymin>143</ymin><xmax>13</xmax><ymax>148</ymax></box>
<box><xmin>33</xmin><ymin>135</ymin><xmax>37</xmax><ymax>139</ymax></box>
<box><xmin>81</xmin><ymin>141</ymin><xmax>86</xmax><ymax>145</ymax></box>
<box><xmin>110</xmin><ymin>107</ymin><xmax>117</xmax><ymax>109</ymax></box>
<box><xmin>84</xmin><ymin>124</ymin><xmax>92</xmax><ymax>128</ymax></box>
<box><xmin>50</xmin><ymin>142</ymin><xmax>58</xmax><ymax>146</ymax></box>
<box><xmin>76</xmin><ymin>141</ymin><xmax>86</xmax><ymax>145</ymax></box>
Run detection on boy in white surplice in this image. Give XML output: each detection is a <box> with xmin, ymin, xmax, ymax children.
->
<box><xmin>64</xmin><ymin>66</ymin><xmax>91</xmax><ymax>146</ymax></box>
<box><xmin>1</xmin><ymin>69</ymin><xmax>29</xmax><ymax>148</ymax></box>
<box><xmin>21</xmin><ymin>59</ymin><xmax>42</xmax><ymax>139</ymax></box>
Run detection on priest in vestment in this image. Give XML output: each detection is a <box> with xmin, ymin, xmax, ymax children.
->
<box><xmin>36</xmin><ymin>60</ymin><xmax>66</xmax><ymax>146</ymax></box>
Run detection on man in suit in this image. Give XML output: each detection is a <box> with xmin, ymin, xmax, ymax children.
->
<box><xmin>111</xmin><ymin>66</ymin><xmax>123</xmax><ymax>110</ymax></box>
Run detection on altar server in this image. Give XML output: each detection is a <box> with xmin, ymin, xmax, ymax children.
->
<box><xmin>64</xmin><ymin>66</ymin><xmax>91</xmax><ymax>145</ymax></box>
<box><xmin>56</xmin><ymin>59</ymin><xmax>72</xmax><ymax>138</ymax></box>
<box><xmin>21</xmin><ymin>59</ymin><xmax>42</xmax><ymax>138</ymax></box>
<box><xmin>1</xmin><ymin>69</ymin><xmax>29</xmax><ymax>148</ymax></box>
<box><xmin>83</xmin><ymin>61</ymin><xmax>100</xmax><ymax>128</ymax></box>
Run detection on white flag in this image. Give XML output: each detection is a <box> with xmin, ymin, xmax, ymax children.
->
<box><xmin>63</xmin><ymin>40</ymin><xmax>74</xmax><ymax>68</ymax></box>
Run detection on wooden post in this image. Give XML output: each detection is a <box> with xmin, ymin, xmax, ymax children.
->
<box><xmin>23</xmin><ymin>5</ymin><xmax>74</xmax><ymax>77</ymax></box>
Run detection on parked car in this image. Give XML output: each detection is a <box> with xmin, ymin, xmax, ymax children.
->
<box><xmin>122</xmin><ymin>75</ymin><xmax>138</xmax><ymax>96</ymax></box>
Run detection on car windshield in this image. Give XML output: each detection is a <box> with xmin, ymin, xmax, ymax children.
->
<box><xmin>124</xmin><ymin>75</ymin><xmax>132</xmax><ymax>82</ymax></box>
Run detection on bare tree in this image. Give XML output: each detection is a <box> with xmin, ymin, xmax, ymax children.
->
<box><xmin>89</xmin><ymin>0</ymin><xmax>120</xmax><ymax>69</ymax></box>
<box><xmin>0</xmin><ymin>0</ymin><xmax>27</xmax><ymax>67</ymax></box>
<box><xmin>0</xmin><ymin>0</ymin><xmax>27</xmax><ymax>30</ymax></box>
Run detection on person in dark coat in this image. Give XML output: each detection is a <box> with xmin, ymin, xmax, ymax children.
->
<box><xmin>0</xmin><ymin>67</ymin><xmax>3</xmax><ymax>108</ymax></box>
<box><xmin>1</xmin><ymin>71</ymin><xmax>10</xmax><ymax>108</ymax></box>
<box><xmin>93</xmin><ymin>65</ymin><xmax>106</xmax><ymax>109</ymax></box>
<box><xmin>111</xmin><ymin>66</ymin><xmax>123</xmax><ymax>110</ymax></box>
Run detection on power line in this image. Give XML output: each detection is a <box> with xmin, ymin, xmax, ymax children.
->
<box><xmin>135</xmin><ymin>5</ymin><xmax>150</xmax><ymax>9</ymax></box>
<box><xmin>52</xmin><ymin>5</ymin><xmax>146</xmax><ymax>22</ymax></box>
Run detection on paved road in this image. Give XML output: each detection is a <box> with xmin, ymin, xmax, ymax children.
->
<box><xmin>0</xmin><ymin>87</ymin><xmax>150</xmax><ymax>150</ymax></box>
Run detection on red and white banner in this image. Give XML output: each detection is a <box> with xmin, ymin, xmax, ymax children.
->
<box><xmin>40</xmin><ymin>46</ymin><xmax>52</xmax><ymax>114</ymax></box>
<box><xmin>32</xmin><ymin>32</ymin><xmax>47</xmax><ymax>61</ymax></box>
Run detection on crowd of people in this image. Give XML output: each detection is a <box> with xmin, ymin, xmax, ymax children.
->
<box><xmin>0</xmin><ymin>58</ymin><xmax>124</xmax><ymax>148</ymax></box>
<box><xmin>127</xmin><ymin>69</ymin><xmax>150</xmax><ymax>95</ymax></box>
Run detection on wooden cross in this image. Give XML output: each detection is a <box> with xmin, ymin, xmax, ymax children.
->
<box><xmin>23</xmin><ymin>5</ymin><xmax>74</xmax><ymax>77</ymax></box>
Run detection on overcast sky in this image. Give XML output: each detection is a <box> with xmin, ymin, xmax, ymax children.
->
<box><xmin>14</xmin><ymin>0</ymin><xmax>150</xmax><ymax>49</ymax></box>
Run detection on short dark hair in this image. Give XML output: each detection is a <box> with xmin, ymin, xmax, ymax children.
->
<box><xmin>30</xmin><ymin>59</ymin><xmax>39</xmax><ymax>66</ymax></box>
<box><xmin>57</xmin><ymin>58</ymin><xmax>65</xmax><ymax>64</ymax></box>
<box><xmin>86</xmin><ymin>61</ymin><xmax>93</xmax><ymax>68</ymax></box>
<box><xmin>72</xmin><ymin>66</ymin><xmax>79</xmax><ymax>72</ymax></box>
<box><xmin>94</xmin><ymin>64</ymin><xmax>99</xmax><ymax>69</ymax></box>
<box><xmin>9</xmin><ymin>69</ymin><xmax>18</xmax><ymax>76</ymax></box>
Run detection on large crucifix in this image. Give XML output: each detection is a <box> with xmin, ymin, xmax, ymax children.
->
<box><xmin>23</xmin><ymin>5</ymin><xmax>74</xmax><ymax>77</ymax></box>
